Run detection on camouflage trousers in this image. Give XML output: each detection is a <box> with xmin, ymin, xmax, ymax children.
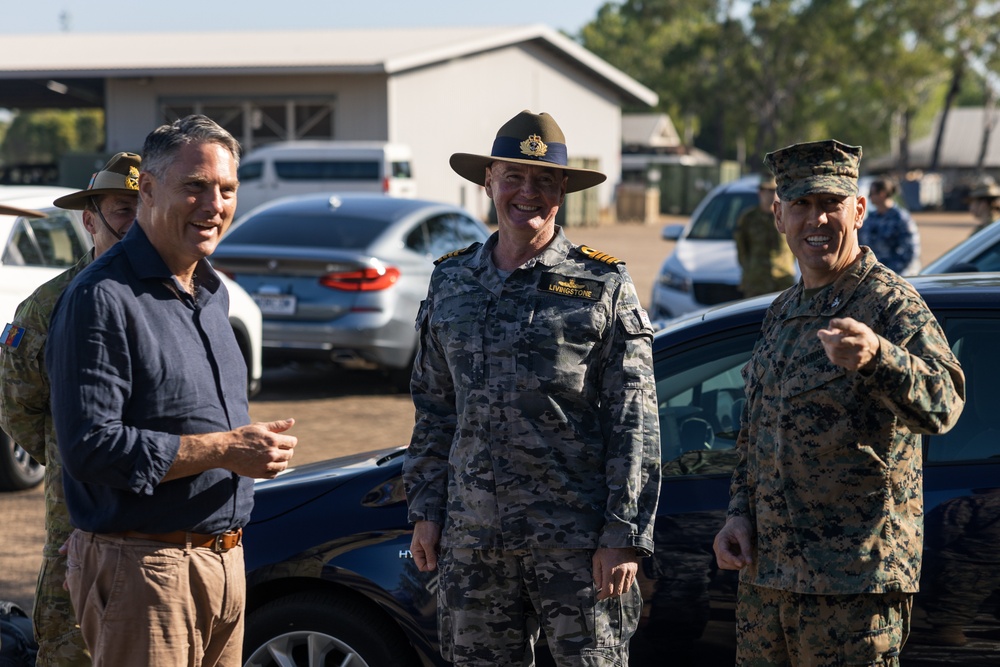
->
<box><xmin>438</xmin><ymin>548</ymin><xmax>640</xmax><ymax>666</ymax></box>
<box><xmin>34</xmin><ymin>552</ymin><xmax>90</xmax><ymax>666</ymax></box>
<box><xmin>735</xmin><ymin>583</ymin><xmax>912</xmax><ymax>666</ymax></box>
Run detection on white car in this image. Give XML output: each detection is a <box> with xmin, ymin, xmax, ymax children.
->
<box><xmin>648</xmin><ymin>175</ymin><xmax>875</xmax><ymax>320</ymax></box>
<box><xmin>0</xmin><ymin>186</ymin><xmax>263</xmax><ymax>490</ymax></box>
<box><xmin>650</xmin><ymin>176</ymin><xmax>761</xmax><ymax>319</ymax></box>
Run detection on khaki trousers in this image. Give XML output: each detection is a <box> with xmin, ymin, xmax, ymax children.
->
<box><xmin>65</xmin><ymin>529</ymin><xmax>245</xmax><ymax>667</ymax></box>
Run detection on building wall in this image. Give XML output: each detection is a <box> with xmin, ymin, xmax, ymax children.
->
<box><xmin>103</xmin><ymin>47</ymin><xmax>623</xmax><ymax>219</ymax></box>
<box><xmin>105</xmin><ymin>74</ymin><xmax>390</xmax><ymax>151</ymax></box>
<box><xmin>389</xmin><ymin>43</ymin><xmax>622</xmax><ymax>219</ymax></box>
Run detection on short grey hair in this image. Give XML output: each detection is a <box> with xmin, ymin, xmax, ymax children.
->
<box><xmin>141</xmin><ymin>114</ymin><xmax>241</xmax><ymax>179</ymax></box>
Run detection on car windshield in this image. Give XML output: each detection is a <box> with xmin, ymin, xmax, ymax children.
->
<box><xmin>687</xmin><ymin>191</ymin><xmax>758</xmax><ymax>240</ymax></box>
<box><xmin>224</xmin><ymin>211</ymin><xmax>391</xmax><ymax>250</ymax></box>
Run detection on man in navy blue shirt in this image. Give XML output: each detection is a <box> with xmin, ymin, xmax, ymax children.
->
<box><xmin>47</xmin><ymin>115</ymin><xmax>297</xmax><ymax>667</ymax></box>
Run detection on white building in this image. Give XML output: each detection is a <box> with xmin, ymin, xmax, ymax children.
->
<box><xmin>0</xmin><ymin>25</ymin><xmax>657</xmax><ymax>219</ymax></box>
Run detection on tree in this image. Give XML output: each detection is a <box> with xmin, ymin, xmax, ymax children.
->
<box><xmin>578</xmin><ymin>0</ymin><xmax>995</xmax><ymax>172</ymax></box>
<box><xmin>0</xmin><ymin>109</ymin><xmax>104</xmax><ymax>166</ymax></box>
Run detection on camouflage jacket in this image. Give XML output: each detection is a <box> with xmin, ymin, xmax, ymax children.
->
<box><xmin>0</xmin><ymin>252</ymin><xmax>92</xmax><ymax>552</ymax></box>
<box><xmin>404</xmin><ymin>227</ymin><xmax>661</xmax><ymax>556</ymax></box>
<box><xmin>728</xmin><ymin>248</ymin><xmax>965</xmax><ymax>594</ymax></box>
<box><xmin>733</xmin><ymin>207</ymin><xmax>796</xmax><ymax>297</ymax></box>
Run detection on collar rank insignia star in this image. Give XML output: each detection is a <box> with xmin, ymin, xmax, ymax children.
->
<box><xmin>538</xmin><ymin>272</ymin><xmax>603</xmax><ymax>301</ymax></box>
<box><xmin>1</xmin><ymin>323</ymin><xmax>26</xmax><ymax>349</ymax></box>
<box><xmin>520</xmin><ymin>134</ymin><xmax>548</xmax><ymax>158</ymax></box>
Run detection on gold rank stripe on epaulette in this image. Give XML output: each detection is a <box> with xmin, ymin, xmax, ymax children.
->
<box><xmin>578</xmin><ymin>245</ymin><xmax>624</xmax><ymax>266</ymax></box>
<box><xmin>434</xmin><ymin>243</ymin><xmax>479</xmax><ymax>265</ymax></box>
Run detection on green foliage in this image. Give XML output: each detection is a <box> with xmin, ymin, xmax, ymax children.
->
<box><xmin>580</xmin><ymin>0</ymin><xmax>1000</xmax><ymax>170</ymax></box>
<box><xmin>0</xmin><ymin>109</ymin><xmax>105</xmax><ymax>165</ymax></box>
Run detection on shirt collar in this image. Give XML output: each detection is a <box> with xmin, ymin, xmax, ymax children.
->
<box><xmin>780</xmin><ymin>247</ymin><xmax>877</xmax><ymax>318</ymax></box>
<box><xmin>465</xmin><ymin>226</ymin><xmax>572</xmax><ymax>296</ymax></box>
<box><xmin>120</xmin><ymin>222</ymin><xmax>222</xmax><ymax>298</ymax></box>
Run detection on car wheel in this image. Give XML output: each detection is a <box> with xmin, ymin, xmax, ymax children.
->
<box><xmin>0</xmin><ymin>432</ymin><xmax>44</xmax><ymax>491</ymax></box>
<box><xmin>243</xmin><ymin>591</ymin><xmax>420</xmax><ymax>667</ymax></box>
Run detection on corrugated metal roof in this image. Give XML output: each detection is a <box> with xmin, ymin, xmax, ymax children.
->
<box><xmin>870</xmin><ymin>107</ymin><xmax>1000</xmax><ymax>170</ymax></box>
<box><xmin>0</xmin><ymin>24</ymin><xmax>657</xmax><ymax>105</ymax></box>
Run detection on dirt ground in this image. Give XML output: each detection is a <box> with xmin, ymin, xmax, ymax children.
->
<box><xmin>0</xmin><ymin>211</ymin><xmax>978</xmax><ymax>611</ymax></box>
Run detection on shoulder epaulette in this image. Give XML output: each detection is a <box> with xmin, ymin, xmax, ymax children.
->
<box><xmin>434</xmin><ymin>242</ymin><xmax>480</xmax><ymax>265</ymax></box>
<box><xmin>577</xmin><ymin>245</ymin><xmax>624</xmax><ymax>266</ymax></box>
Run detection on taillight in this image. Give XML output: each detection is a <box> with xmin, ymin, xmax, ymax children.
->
<box><xmin>319</xmin><ymin>266</ymin><xmax>400</xmax><ymax>291</ymax></box>
<box><xmin>382</xmin><ymin>176</ymin><xmax>390</xmax><ymax>193</ymax></box>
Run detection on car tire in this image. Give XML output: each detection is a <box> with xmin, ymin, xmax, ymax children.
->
<box><xmin>0</xmin><ymin>432</ymin><xmax>44</xmax><ymax>491</ymax></box>
<box><xmin>243</xmin><ymin>591</ymin><xmax>421</xmax><ymax>667</ymax></box>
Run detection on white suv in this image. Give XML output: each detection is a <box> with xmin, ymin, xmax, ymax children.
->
<box><xmin>651</xmin><ymin>176</ymin><xmax>761</xmax><ymax>319</ymax></box>
<box><xmin>0</xmin><ymin>186</ymin><xmax>263</xmax><ymax>490</ymax></box>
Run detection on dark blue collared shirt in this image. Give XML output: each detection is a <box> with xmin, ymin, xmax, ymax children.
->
<box><xmin>47</xmin><ymin>222</ymin><xmax>252</xmax><ymax>534</ymax></box>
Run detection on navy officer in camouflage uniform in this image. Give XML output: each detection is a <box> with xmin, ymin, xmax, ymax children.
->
<box><xmin>0</xmin><ymin>152</ymin><xmax>141</xmax><ymax>667</ymax></box>
<box><xmin>713</xmin><ymin>140</ymin><xmax>966</xmax><ymax>666</ymax></box>
<box><xmin>403</xmin><ymin>110</ymin><xmax>660</xmax><ymax>666</ymax></box>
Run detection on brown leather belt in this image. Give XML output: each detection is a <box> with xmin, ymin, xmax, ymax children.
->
<box><xmin>117</xmin><ymin>528</ymin><xmax>242</xmax><ymax>553</ymax></box>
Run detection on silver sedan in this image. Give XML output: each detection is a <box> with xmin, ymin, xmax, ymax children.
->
<box><xmin>211</xmin><ymin>193</ymin><xmax>492</xmax><ymax>385</ymax></box>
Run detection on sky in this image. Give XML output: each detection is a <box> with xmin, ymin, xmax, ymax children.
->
<box><xmin>1</xmin><ymin>0</ymin><xmax>612</xmax><ymax>35</ymax></box>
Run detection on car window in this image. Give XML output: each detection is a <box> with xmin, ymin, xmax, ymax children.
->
<box><xmin>2</xmin><ymin>211</ymin><xmax>87</xmax><ymax>268</ymax></box>
<box><xmin>274</xmin><ymin>160</ymin><xmax>380</xmax><ymax>181</ymax></box>
<box><xmin>404</xmin><ymin>222</ymin><xmax>430</xmax><ymax>255</ymax></box>
<box><xmin>222</xmin><ymin>211</ymin><xmax>390</xmax><ymax>250</ymax></box>
<box><xmin>964</xmin><ymin>242</ymin><xmax>1000</xmax><ymax>272</ymax></box>
<box><xmin>237</xmin><ymin>161</ymin><xmax>263</xmax><ymax>182</ymax></box>
<box><xmin>687</xmin><ymin>192</ymin><xmax>758</xmax><ymax>241</ymax></box>
<box><xmin>391</xmin><ymin>161</ymin><xmax>412</xmax><ymax>179</ymax></box>
<box><xmin>655</xmin><ymin>331</ymin><xmax>757</xmax><ymax>476</ymax></box>
<box><xmin>925</xmin><ymin>316</ymin><xmax>1000</xmax><ymax>462</ymax></box>
<box><xmin>424</xmin><ymin>213</ymin><xmax>485</xmax><ymax>258</ymax></box>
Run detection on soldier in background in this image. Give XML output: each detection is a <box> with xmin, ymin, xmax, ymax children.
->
<box><xmin>0</xmin><ymin>152</ymin><xmax>142</xmax><ymax>666</ymax></box>
<box><xmin>733</xmin><ymin>173</ymin><xmax>796</xmax><ymax>297</ymax></box>
<box><xmin>403</xmin><ymin>110</ymin><xmax>660</xmax><ymax>666</ymax></box>
<box><xmin>967</xmin><ymin>176</ymin><xmax>1000</xmax><ymax>236</ymax></box>
<box><xmin>713</xmin><ymin>139</ymin><xmax>965</xmax><ymax>666</ymax></box>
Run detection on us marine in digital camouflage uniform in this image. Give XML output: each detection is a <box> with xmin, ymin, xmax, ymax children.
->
<box><xmin>0</xmin><ymin>153</ymin><xmax>141</xmax><ymax>667</ymax></box>
<box><xmin>712</xmin><ymin>140</ymin><xmax>966</xmax><ymax>666</ymax></box>
<box><xmin>733</xmin><ymin>173</ymin><xmax>796</xmax><ymax>297</ymax></box>
<box><xmin>403</xmin><ymin>110</ymin><xmax>660</xmax><ymax>666</ymax></box>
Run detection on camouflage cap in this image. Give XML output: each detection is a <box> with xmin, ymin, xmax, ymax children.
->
<box><xmin>53</xmin><ymin>152</ymin><xmax>141</xmax><ymax>210</ymax></box>
<box><xmin>764</xmin><ymin>139</ymin><xmax>862</xmax><ymax>201</ymax></box>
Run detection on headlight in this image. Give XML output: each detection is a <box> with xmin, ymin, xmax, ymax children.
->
<box><xmin>658</xmin><ymin>270</ymin><xmax>692</xmax><ymax>293</ymax></box>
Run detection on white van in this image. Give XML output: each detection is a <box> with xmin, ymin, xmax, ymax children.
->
<box><xmin>235</xmin><ymin>141</ymin><xmax>416</xmax><ymax>217</ymax></box>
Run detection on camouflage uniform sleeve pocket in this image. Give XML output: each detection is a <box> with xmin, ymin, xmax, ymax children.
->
<box><xmin>414</xmin><ymin>299</ymin><xmax>428</xmax><ymax>332</ymax></box>
<box><xmin>616</xmin><ymin>306</ymin><xmax>654</xmax><ymax>339</ymax></box>
<box><xmin>2</xmin><ymin>323</ymin><xmax>43</xmax><ymax>360</ymax></box>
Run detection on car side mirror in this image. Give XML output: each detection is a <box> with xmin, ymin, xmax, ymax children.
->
<box><xmin>661</xmin><ymin>224</ymin><xmax>684</xmax><ymax>241</ymax></box>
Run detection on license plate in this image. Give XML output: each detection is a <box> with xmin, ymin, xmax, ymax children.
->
<box><xmin>253</xmin><ymin>294</ymin><xmax>297</xmax><ymax>316</ymax></box>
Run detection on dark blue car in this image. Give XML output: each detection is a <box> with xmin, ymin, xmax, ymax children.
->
<box><xmin>241</xmin><ymin>273</ymin><xmax>1000</xmax><ymax>667</ymax></box>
